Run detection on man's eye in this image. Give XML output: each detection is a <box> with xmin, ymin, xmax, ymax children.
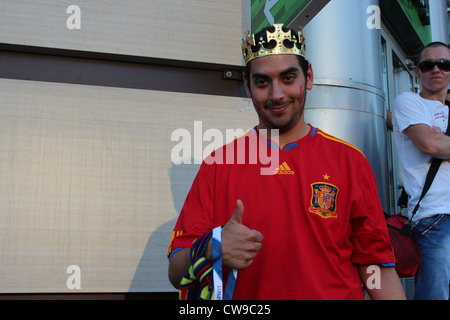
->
<box><xmin>284</xmin><ymin>75</ymin><xmax>296</xmax><ymax>82</ymax></box>
<box><xmin>254</xmin><ymin>79</ymin><xmax>267</xmax><ymax>86</ymax></box>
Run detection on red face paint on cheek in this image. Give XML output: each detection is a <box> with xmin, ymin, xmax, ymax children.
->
<box><xmin>297</xmin><ymin>85</ymin><xmax>304</xmax><ymax>104</ymax></box>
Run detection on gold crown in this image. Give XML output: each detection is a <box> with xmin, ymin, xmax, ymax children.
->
<box><xmin>242</xmin><ymin>23</ymin><xmax>306</xmax><ymax>65</ymax></box>
<box><xmin>319</xmin><ymin>186</ymin><xmax>332</xmax><ymax>193</ymax></box>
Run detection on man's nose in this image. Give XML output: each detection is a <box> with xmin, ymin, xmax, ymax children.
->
<box><xmin>431</xmin><ymin>64</ymin><xmax>441</xmax><ymax>73</ymax></box>
<box><xmin>270</xmin><ymin>81</ymin><xmax>285</xmax><ymax>102</ymax></box>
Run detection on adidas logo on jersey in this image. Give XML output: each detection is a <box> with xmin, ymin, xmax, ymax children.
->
<box><xmin>273</xmin><ymin>162</ymin><xmax>295</xmax><ymax>175</ymax></box>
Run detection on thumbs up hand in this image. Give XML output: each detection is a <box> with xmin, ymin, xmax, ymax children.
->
<box><xmin>227</xmin><ymin>199</ymin><xmax>245</xmax><ymax>225</ymax></box>
<box><xmin>220</xmin><ymin>200</ymin><xmax>264</xmax><ymax>270</ymax></box>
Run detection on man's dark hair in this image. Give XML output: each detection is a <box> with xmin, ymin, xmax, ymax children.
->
<box><xmin>417</xmin><ymin>41</ymin><xmax>450</xmax><ymax>63</ymax></box>
<box><xmin>243</xmin><ymin>25</ymin><xmax>309</xmax><ymax>92</ymax></box>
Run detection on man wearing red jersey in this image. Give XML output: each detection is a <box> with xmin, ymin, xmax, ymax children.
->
<box><xmin>168</xmin><ymin>24</ymin><xmax>405</xmax><ymax>300</ymax></box>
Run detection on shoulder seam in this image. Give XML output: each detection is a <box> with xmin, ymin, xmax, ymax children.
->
<box><xmin>316</xmin><ymin>130</ymin><xmax>366</xmax><ymax>157</ymax></box>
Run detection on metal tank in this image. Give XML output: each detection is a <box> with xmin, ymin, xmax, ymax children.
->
<box><xmin>428</xmin><ymin>0</ymin><xmax>449</xmax><ymax>43</ymax></box>
<box><xmin>302</xmin><ymin>0</ymin><xmax>390</xmax><ymax>211</ymax></box>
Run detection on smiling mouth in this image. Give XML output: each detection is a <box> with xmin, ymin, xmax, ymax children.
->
<box><xmin>270</xmin><ymin>105</ymin><xmax>288</xmax><ymax>113</ymax></box>
<box><xmin>266</xmin><ymin>101</ymin><xmax>291</xmax><ymax>113</ymax></box>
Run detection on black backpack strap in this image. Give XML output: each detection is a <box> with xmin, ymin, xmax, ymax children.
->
<box><xmin>409</xmin><ymin>105</ymin><xmax>450</xmax><ymax>223</ymax></box>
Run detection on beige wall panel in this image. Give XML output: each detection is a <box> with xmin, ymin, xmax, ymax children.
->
<box><xmin>0</xmin><ymin>78</ymin><xmax>255</xmax><ymax>293</ymax></box>
<box><xmin>0</xmin><ymin>0</ymin><xmax>249</xmax><ymax>66</ymax></box>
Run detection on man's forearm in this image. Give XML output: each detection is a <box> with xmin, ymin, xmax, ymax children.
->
<box><xmin>358</xmin><ymin>265</ymin><xmax>406</xmax><ymax>300</ymax></box>
<box><xmin>405</xmin><ymin>124</ymin><xmax>450</xmax><ymax>159</ymax></box>
<box><xmin>429</xmin><ymin>132</ymin><xmax>450</xmax><ymax>159</ymax></box>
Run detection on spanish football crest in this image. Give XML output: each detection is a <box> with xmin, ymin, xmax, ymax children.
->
<box><xmin>309</xmin><ymin>183</ymin><xmax>339</xmax><ymax>218</ymax></box>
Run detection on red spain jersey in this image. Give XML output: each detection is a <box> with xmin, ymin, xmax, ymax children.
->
<box><xmin>168</xmin><ymin>126</ymin><xmax>395</xmax><ymax>300</ymax></box>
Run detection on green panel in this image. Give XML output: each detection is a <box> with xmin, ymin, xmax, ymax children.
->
<box><xmin>251</xmin><ymin>0</ymin><xmax>312</xmax><ymax>33</ymax></box>
<box><xmin>396</xmin><ymin>0</ymin><xmax>431</xmax><ymax>45</ymax></box>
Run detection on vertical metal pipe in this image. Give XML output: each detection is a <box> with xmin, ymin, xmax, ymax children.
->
<box><xmin>428</xmin><ymin>0</ymin><xmax>449</xmax><ymax>43</ymax></box>
<box><xmin>302</xmin><ymin>0</ymin><xmax>390</xmax><ymax>210</ymax></box>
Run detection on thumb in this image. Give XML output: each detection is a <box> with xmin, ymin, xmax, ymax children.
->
<box><xmin>230</xmin><ymin>199</ymin><xmax>244</xmax><ymax>224</ymax></box>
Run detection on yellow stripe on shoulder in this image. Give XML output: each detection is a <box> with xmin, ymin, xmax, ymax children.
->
<box><xmin>167</xmin><ymin>230</ymin><xmax>184</xmax><ymax>258</ymax></box>
<box><xmin>316</xmin><ymin>129</ymin><xmax>366</xmax><ymax>157</ymax></box>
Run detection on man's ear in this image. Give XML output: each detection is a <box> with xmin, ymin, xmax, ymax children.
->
<box><xmin>306</xmin><ymin>63</ymin><xmax>314</xmax><ymax>91</ymax></box>
<box><xmin>414</xmin><ymin>66</ymin><xmax>421</xmax><ymax>80</ymax></box>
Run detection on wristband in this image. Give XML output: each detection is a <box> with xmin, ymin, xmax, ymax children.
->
<box><xmin>212</xmin><ymin>226</ymin><xmax>237</xmax><ymax>300</ymax></box>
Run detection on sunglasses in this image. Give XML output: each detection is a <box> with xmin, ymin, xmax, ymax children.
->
<box><xmin>418</xmin><ymin>59</ymin><xmax>450</xmax><ymax>72</ymax></box>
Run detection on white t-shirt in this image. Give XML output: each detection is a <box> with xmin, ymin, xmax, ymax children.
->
<box><xmin>392</xmin><ymin>92</ymin><xmax>449</xmax><ymax>222</ymax></box>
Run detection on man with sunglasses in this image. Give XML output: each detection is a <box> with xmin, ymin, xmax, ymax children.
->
<box><xmin>392</xmin><ymin>42</ymin><xmax>450</xmax><ymax>300</ymax></box>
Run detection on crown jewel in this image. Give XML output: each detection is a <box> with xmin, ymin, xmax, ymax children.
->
<box><xmin>242</xmin><ymin>23</ymin><xmax>306</xmax><ymax>64</ymax></box>
<box><xmin>319</xmin><ymin>186</ymin><xmax>332</xmax><ymax>193</ymax></box>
